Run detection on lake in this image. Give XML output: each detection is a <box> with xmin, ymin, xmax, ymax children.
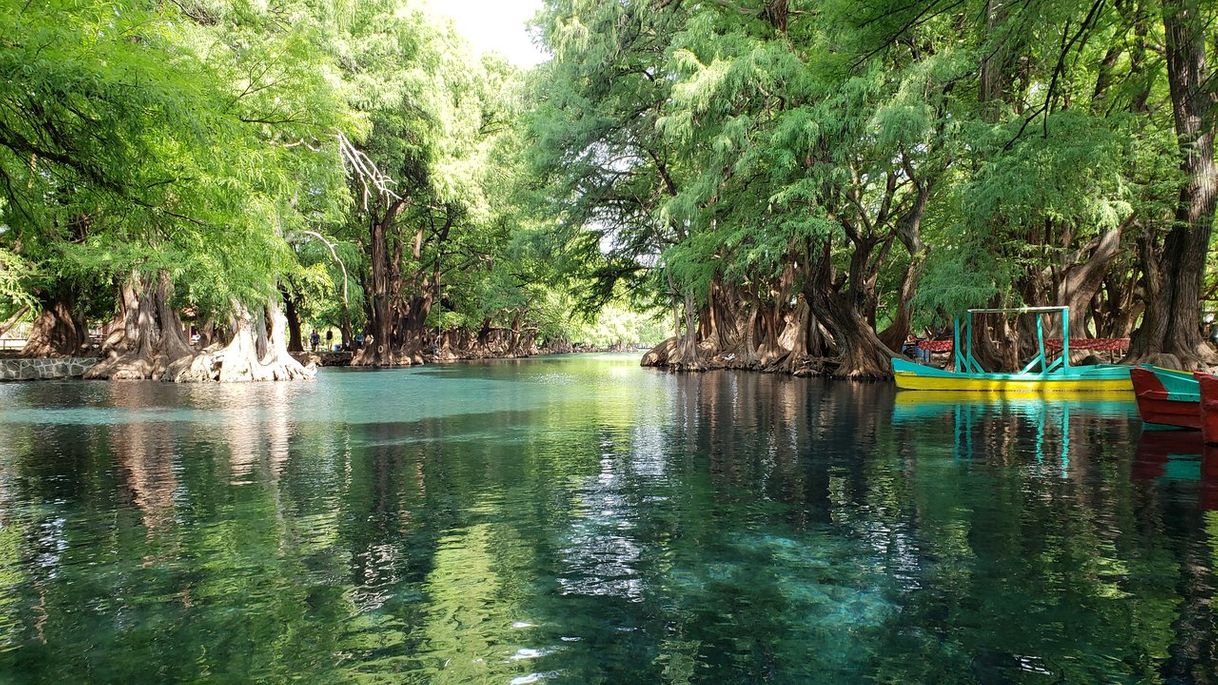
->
<box><xmin>0</xmin><ymin>353</ymin><xmax>1215</xmax><ymax>683</ymax></box>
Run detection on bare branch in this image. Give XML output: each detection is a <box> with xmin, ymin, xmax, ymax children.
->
<box><xmin>295</xmin><ymin>229</ymin><xmax>350</xmax><ymax>306</ymax></box>
<box><xmin>336</xmin><ymin>130</ymin><xmax>400</xmax><ymax>212</ymax></box>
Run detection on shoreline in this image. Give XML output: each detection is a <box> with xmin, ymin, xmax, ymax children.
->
<box><xmin>0</xmin><ymin>348</ymin><xmax>651</xmax><ymax>382</ymax></box>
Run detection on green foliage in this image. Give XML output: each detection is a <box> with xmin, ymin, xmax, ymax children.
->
<box><xmin>3</xmin><ymin>0</ymin><xmax>1206</xmax><ymax>357</ymax></box>
<box><xmin>0</xmin><ymin>0</ymin><xmax>350</xmax><ymax>320</ymax></box>
<box><xmin>0</xmin><ymin>0</ymin><xmax>603</xmax><ymax>341</ymax></box>
<box><xmin>532</xmin><ymin>0</ymin><xmax>1212</xmax><ymax>348</ymax></box>
<box><xmin>573</xmin><ymin>303</ymin><xmax>668</xmax><ymax>347</ymax></box>
<box><xmin>0</xmin><ymin>246</ymin><xmax>31</xmax><ymax>310</ymax></box>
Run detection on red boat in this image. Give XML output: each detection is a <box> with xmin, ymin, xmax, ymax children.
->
<box><xmin>1131</xmin><ymin>366</ymin><xmax>1201</xmax><ymax>429</ymax></box>
<box><xmin>1196</xmin><ymin>372</ymin><xmax>1218</xmax><ymax>445</ymax></box>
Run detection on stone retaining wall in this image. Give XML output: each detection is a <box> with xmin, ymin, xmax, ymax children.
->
<box><xmin>0</xmin><ymin>357</ymin><xmax>100</xmax><ymax>381</ymax></box>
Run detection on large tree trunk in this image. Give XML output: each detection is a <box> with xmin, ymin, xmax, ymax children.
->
<box><xmin>359</xmin><ymin>211</ymin><xmax>395</xmax><ymax>365</ymax></box>
<box><xmin>878</xmin><ymin>259</ymin><xmax>922</xmax><ymax>351</ymax></box>
<box><xmin>1100</xmin><ymin>271</ymin><xmax>1142</xmax><ymax>338</ymax></box>
<box><xmin>701</xmin><ymin>280</ymin><xmax>737</xmax><ymax>354</ymax></box>
<box><xmin>197</xmin><ymin>318</ymin><xmax>220</xmax><ymax>348</ymax></box>
<box><xmin>507</xmin><ymin>311</ymin><xmax>523</xmax><ymax>355</ymax></box>
<box><xmin>1128</xmin><ymin>0</ymin><xmax>1217</xmax><ymax>367</ymax></box>
<box><xmin>352</xmin><ymin>201</ymin><xmax>415</xmax><ymax>367</ymax></box>
<box><xmin>662</xmin><ymin>283</ymin><xmax>703</xmax><ymax>370</ymax></box>
<box><xmin>281</xmin><ymin>284</ymin><xmax>304</xmax><ymax>352</ymax></box>
<box><xmin>1056</xmin><ymin>225</ymin><xmax>1126</xmax><ymax>336</ymax></box>
<box><xmin>968</xmin><ymin>311</ymin><xmax>1021</xmax><ymax>372</ymax></box>
<box><xmin>642</xmin><ymin>289</ymin><xmax>704</xmax><ymax>370</ymax></box>
<box><xmin>340</xmin><ymin>305</ymin><xmax>353</xmax><ymax>350</ymax></box>
<box><xmin>176</xmin><ymin>300</ymin><xmax>315</xmax><ymax>382</ymax></box>
<box><xmin>86</xmin><ymin>274</ymin><xmax>313</xmax><ymax>383</ymax></box>
<box><xmin>805</xmin><ymin>241</ymin><xmax>896</xmax><ymax>379</ymax></box>
<box><xmin>780</xmin><ymin>296</ymin><xmax>830</xmax><ymax>375</ymax></box>
<box><xmin>810</xmin><ymin>289</ymin><xmax>896</xmax><ymax>379</ymax></box>
<box><xmin>755</xmin><ymin>296</ymin><xmax>790</xmax><ymax>368</ymax></box>
<box><xmin>351</xmin><ymin>203</ymin><xmax>445</xmax><ymax>368</ymax></box>
<box><xmin>978</xmin><ymin>0</ymin><xmax>1028</xmax><ymax>120</ymax></box>
<box><xmin>85</xmin><ymin>272</ymin><xmax>194</xmax><ymax>379</ymax></box>
<box><xmin>22</xmin><ymin>285</ymin><xmax>87</xmax><ymax>357</ymax></box>
<box><xmin>756</xmin><ymin>265</ymin><xmax>798</xmax><ymax>368</ymax></box>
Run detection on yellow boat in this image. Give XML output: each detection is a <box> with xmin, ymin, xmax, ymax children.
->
<box><xmin>893</xmin><ymin>306</ymin><xmax>1134</xmax><ymax>394</ymax></box>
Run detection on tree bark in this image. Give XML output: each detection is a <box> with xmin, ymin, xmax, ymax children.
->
<box><xmin>281</xmin><ymin>284</ymin><xmax>304</xmax><ymax>352</ymax></box>
<box><xmin>22</xmin><ymin>285</ymin><xmax>87</xmax><ymax>357</ymax></box>
<box><xmin>340</xmin><ymin>305</ymin><xmax>352</xmax><ymax>350</ymax></box>
<box><xmin>351</xmin><ymin>202</ymin><xmax>450</xmax><ymax>367</ymax></box>
<box><xmin>174</xmin><ymin>300</ymin><xmax>314</xmax><ymax>382</ymax></box>
<box><xmin>1056</xmin><ymin>225</ymin><xmax>1125</xmax><ymax>336</ymax></box>
<box><xmin>85</xmin><ymin>272</ymin><xmax>195</xmax><ymax>379</ymax></box>
<box><xmin>1127</xmin><ymin>0</ymin><xmax>1217</xmax><ymax>366</ymax></box>
<box><xmin>809</xmin><ymin>290</ymin><xmax>896</xmax><ymax>378</ymax></box>
<box><xmin>352</xmin><ymin>201</ymin><xmax>415</xmax><ymax>366</ymax></box>
<box><xmin>878</xmin><ymin>257</ymin><xmax>922</xmax><ymax>351</ymax></box>
<box><xmin>978</xmin><ymin>0</ymin><xmax>1027</xmax><ymax>120</ymax></box>
<box><xmin>805</xmin><ymin>240</ymin><xmax>897</xmax><ymax>379</ymax></box>
<box><xmin>1100</xmin><ymin>271</ymin><xmax>1142</xmax><ymax>338</ymax></box>
<box><xmin>197</xmin><ymin>318</ymin><xmax>219</xmax><ymax>348</ymax></box>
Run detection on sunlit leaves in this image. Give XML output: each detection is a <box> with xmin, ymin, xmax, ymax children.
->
<box><xmin>0</xmin><ymin>0</ymin><xmax>351</xmax><ymax>316</ymax></box>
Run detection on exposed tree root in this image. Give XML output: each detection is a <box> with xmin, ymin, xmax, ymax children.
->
<box><xmin>85</xmin><ymin>273</ymin><xmax>194</xmax><ymax>380</ymax></box>
<box><xmin>176</xmin><ymin>302</ymin><xmax>315</xmax><ymax>382</ymax></box>
<box><xmin>86</xmin><ymin>272</ymin><xmax>314</xmax><ymax>382</ymax></box>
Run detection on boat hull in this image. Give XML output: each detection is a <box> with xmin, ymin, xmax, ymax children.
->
<box><xmin>891</xmin><ymin>358</ymin><xmax>1133</xmax><ymax>393</ymax></box>
<box><xmin>1197</xmin><ymin>373</ymin><xmax>1218</xmax><ymax>445</ymax></box>
<box><xmin>1131</xmin><ymin>367</ymin><xmax>1201</xmax><ymax>430</ymax></box>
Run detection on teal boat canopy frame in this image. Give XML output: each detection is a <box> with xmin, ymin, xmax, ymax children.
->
<box><xmin>953</xmin><ymin>306</ymin><xmax>1071</xmax><ymax>376</ymax></box>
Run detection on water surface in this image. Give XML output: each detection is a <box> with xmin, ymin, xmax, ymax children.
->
<box><xmin>0</xmin><ymin>354</ymin><xmax>1215</xmax><ymax>683</ymax></box>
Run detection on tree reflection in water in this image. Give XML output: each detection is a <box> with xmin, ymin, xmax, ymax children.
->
<box><xmin>0</xmin><ymin>358</ymin><xmax>1214</xmax><ymax>682</ymax></box>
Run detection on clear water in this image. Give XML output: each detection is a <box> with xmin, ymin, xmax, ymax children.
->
<box><xmin>0</xmin><ymin>353</ymin><xmax>1215</xmax><ymax>683</ymax></box>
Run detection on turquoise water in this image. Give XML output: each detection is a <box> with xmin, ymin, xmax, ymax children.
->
<box><xmin>0</xmin><ymin>354</ymin><xmax>1215</xmax><ymax>683</ymax></box>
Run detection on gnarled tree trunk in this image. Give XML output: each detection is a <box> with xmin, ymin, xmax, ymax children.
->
<box><xmin>1056</xmin><ymin>225</ymin><xmax>1126</xmax><ymax>336</ymax></box>
<box><xmin>352</xmin><ymin>200</ymin><xmax>415</xmax><ymax>367</ymax></box>
<box><xmin>810</xmin><ymin>288</ymin><xmax>896</xmax><ymax>379</ymax></box>
<box><xmin>86</xmin><ymin>273</ymin><xmax>313</xmax><ymax>383</ymax></box>
<box><xmin>281</xmin><ymin>284</ymin><xmax>304</xmax><ymax>352</ymax></box>
<box><xmin>85</xmin><ymin>272</ymin><xmax>194</xmax><ymax>379</ymax></box>
<box><xmin>662</xmin><ymin>286</ymin><xmax>703</xmax><ymax>371</ymax></box>
<box><xmin>177</xmin><ymin>300</ymin><xmax>314</xmax><ymax>382</ymax></box>
<box><xmin>22</xmin><ymin>285</ymin><xmax>87</xmax><ymax>358</ymax></box>
<box><xmin>1127</xmin><ymin>0</ymin><xmax>1217</xmax><ymax>367</ymax></box>
<box><xmin>803</xmin><ymin>240</ymin><xmax>897</xmax><ymax>380</ymax></box>
<box><xmin>352</xmin><ymin>205</ymin><xmax>449</xmax><ymax>368</ymax></box>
